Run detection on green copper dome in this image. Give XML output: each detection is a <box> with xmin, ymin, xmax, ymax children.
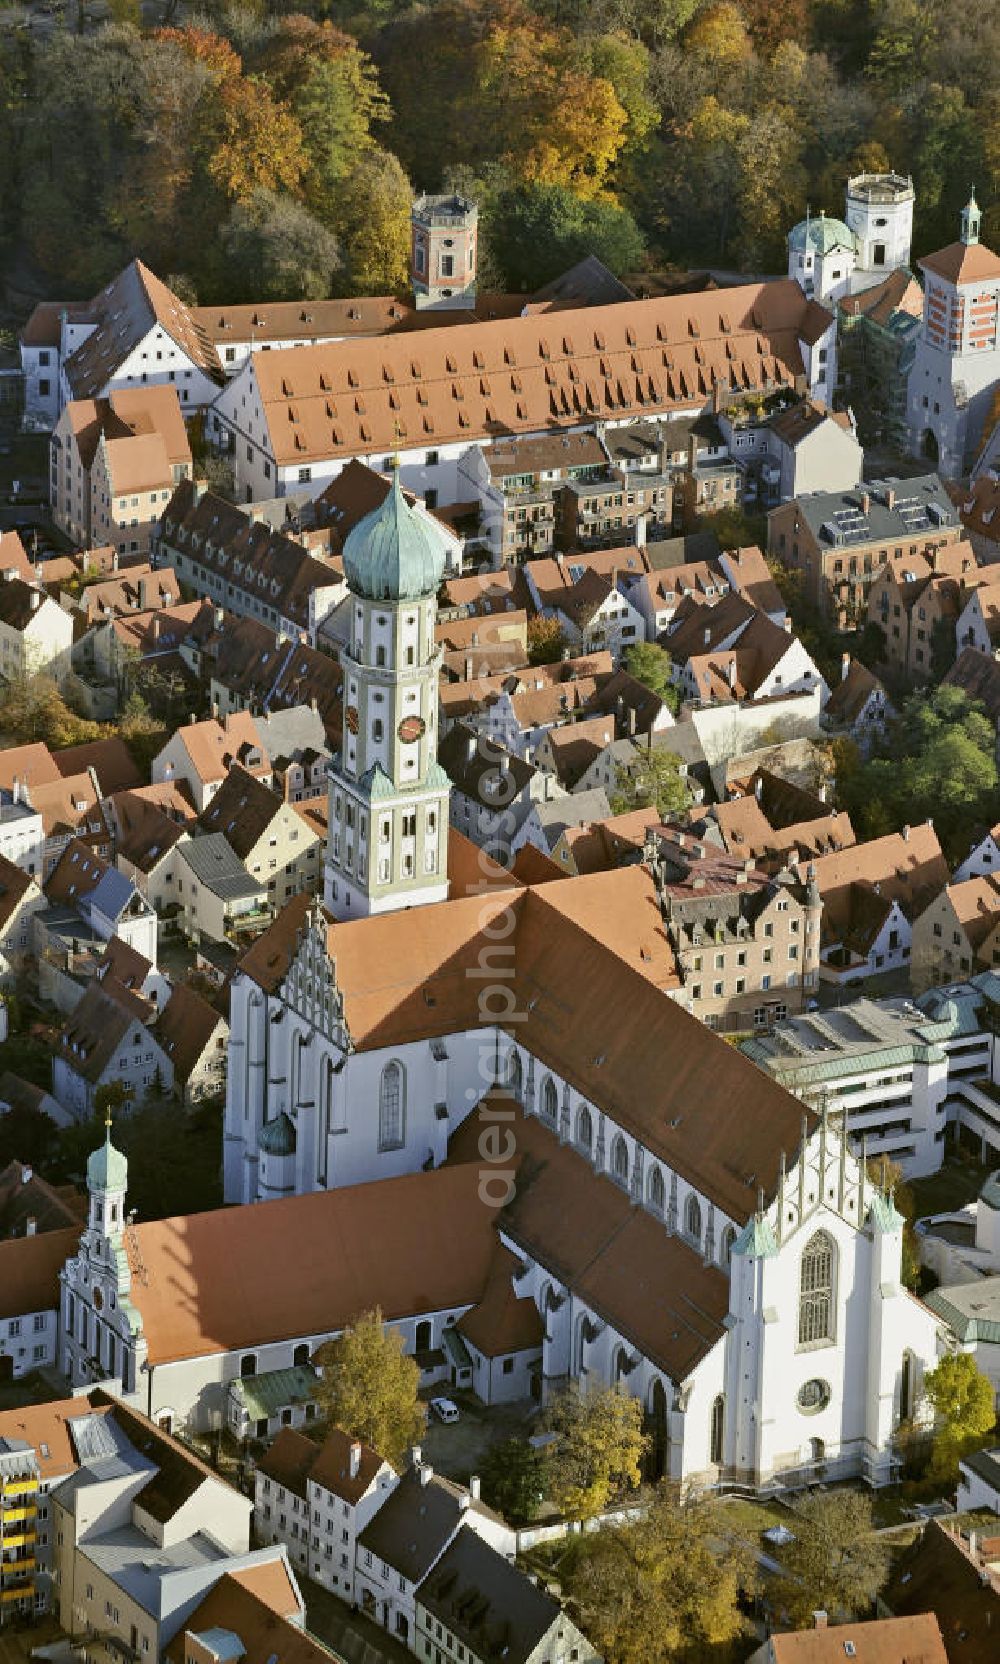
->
<box><xmin>88</xmin><ymin>1124</ymin><xmax>128</xmax><ymax>1193</ymax></box>
<box><xmin>788</xmin><ymin>214</ymin><xmax>856</xmax><ymax>257</ymax></box>
<box><xmin>343</xmin><ymin>471</ymin><xmax>445</xmax><ymax>602</ymax></box>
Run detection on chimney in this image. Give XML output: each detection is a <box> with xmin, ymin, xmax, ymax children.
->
<box><xmin>458</xmin><ymin>1492</ymin><xmax>471</xmax><ymax>1511</ymax></box>
<box><xmin>30</xmin><ymin>589</ymin><xmax>41</xmax><ymax>611</ymax></box>
<box><xmin>902</xmin><ymin>824</ymin><xmax>910</xmax><ymax>841</ymax></box>
<box><xmin>25</xmin><ymin>1217</ymin><xmax>36</xmax><ymax>1237</ymax></box>
<box><xmin>885</xmin><ymin>487</ymin><xmax>895</xmax><ymax>510</ymax></box>
<box><xmin>466</xmin><ymin>732</ymin><xmax>477</xmax><ymax>762</ymax></box>
<box><xmin>349</xmin><ymin>1441</ymin><xmax>361</xmax><ymax>1479</ymax></box>
<box><xmin>11</xmin><ymin>775</ymin><xmax>19</xmax><ymax>805</ymax></box>
<box><xmin>418</xmin><ymin>1461</ymin><xmax>432</xmax><ymax>1487</ymax></box>
<box><xmin>841</xmin><ymin>651</ymin><xmax>850</xmax><ymax>682</ymax></box>
<box><xmin>138</xmin><ymin>575</ymin><xmax>149</xmax><ymax>610</ymax></box>
<box><xmin>21</xmin><ymin>1166</ymin><xmax>32</xmax><ymax>1185</ymax></box>
<box><xmin>469</xmin><ymin>1475</ymin><xmax>481</xmax><ymax>1501</ymax></box>
<box><xmin>628</xmin><ymin>704</ymin><xmax>637</xmax><ymax>737</ymax></box>
<box><xmin>755</xmin><ymin>775</ymin><xmax>763</xmax><ymax>802</ymax></box>
<box><xmin>812</xmin><ymin>1612</ymin><xmax>828</xmax><ymax>1631</ymax></box>
<box><xmin>465</xmin><ymin>655</ymin><xmax>473</xmax><ymax>681</ymax></box>
<box><xmin>727</xmin><ymin>657</ymin><xmax>737</xmax><ymax>690</ymax></box>
<box><xmin>704</xmin><ymin>625</ymin><xmax>711</xmax><ymax>646</ymax></box>
<box><xmin>860</xmin><ymin>491</ymin><xmax>870</xmax><ymax>513</ymax></box>
<box><xmin>636</xmin><ymin>514</ymin><xmax>647</xmax><ymax>549</ymax></box>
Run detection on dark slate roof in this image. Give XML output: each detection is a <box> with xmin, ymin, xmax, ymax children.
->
<box><xmin>417</xmin><ymin>1525</ymin><xmax>565</xmax><ymax>1664</ymax></box>
<box><xmin>179</xmin><ymin>834</ymin><xmax>264</xmax><ymax>900</ymax></box>
<box><xmin>358</xmin><ymin>1465</ymin><xmax>490</xmax><ymax>1585</ymax></box>
<box><xmin>785</xmin><ymin>474</ymin><xmax>957</xmax><ymax>546</ymax></box>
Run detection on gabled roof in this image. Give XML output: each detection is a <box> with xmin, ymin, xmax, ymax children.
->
<box><xmin>811</xmin><ymin>825</ymin><xmax>948</xmax><ymax>939</ymax></box>
<box><xmin>199</xmin><ymin>765</ymin><xmax>284</xmax><ymax>860</ymax></box>
<box><xmin>256</xmin><ymin>1424</ymin><xmax>386</xmax><ymax>1508</ymax></box>
<box><xmin>156</xmin><ymin>983</ymin><xmax>225</xmax><ymax>1084</ymax></box>
<box><xmin>437</xmin><ymin>724</ymin><xmax>535</xmax><ymax>803</ymax></box>
<box><xmin>0</xmin><ymin>1226</ymin><xmax>79</xmax><ymax>1320</ymax></box>
<box><xmin>246</xmin><ymin>278</ymin><xmax>822</xmax><ymax>467</ymax></box>
<box><xmin>358</xmin><ymin>1463</ymin><xmax>499</xmax><ymax>1584</ymax></box>
<box><xmin>167</xmin><ymin>711</ymin><xmax>271</xmax><ymax>789</ymax></box>
<box><xmin>943</xmin><ymin>646</ymin><xmax>1000</xmax><ymax>722</ymax></box>
<box><xmin>767</xmin><ymin>1613</ymin><xmax>946</xmax><ymax>1664</ymax></box>
<box><xmin>0</xmin><ymin>1160</ymin><xmax>85</xmax><ymax>1237</ymax></box>
<box><xmin>937</xmin><ymin>874</ymin><xmax>1000</xmax><ymax>950</ymax></box>
<box><xmin>0</xmin><ymin>852</ymin><xmax>39</xmax><ymax>929</ymax></box>
<box><xmin>56</xmin><ymin>978</ymin><xmax>153</xmax><ymax>1085</ymax></box>
<box><xmin>417</xmin><ymin>1525</ymin><xmax>566</xmax><ymax>1664</ymax></box>
<box><xmin>825</xmin><ymin>658</ymin><xmax>886</xmax><ymax>725</ymax></box>
<box><xmin>884</xmin><ymin>1520</ymin><xmax>1000</xmax><ymax>1663</ymax></box>
<box><xmin>63</xmin><ymin>260</ymin><xmax>222</xmax><ymax>399</ymax></box>
<box><xmin>53</xmin><ymin>736</ymin><xmax>143</xmax><ymax>797</ymax></box>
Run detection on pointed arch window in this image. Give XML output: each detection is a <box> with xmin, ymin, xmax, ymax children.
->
<box><xmin>798</xmin><ymin>1230</ymin><xmax>836</xmax><ymax>1346</ymax></box>
<box><xmin>647</xmin><ymin>1165</ymin><xmax>665</xmax><ymax>1214</ymax></box>
<box><xmin>611</xmin><ymin>1134</ymin><xmax>629</xmax><ymax>1186</ymax></box>
<box><xmin>710</xmin><ymin>1394</ymin><xmax>724</xmax><ymax>1465</ymax></box>
<box><xmin>685</xmin><ymin>1193</ymin><xmax>702</xmax><ymax>1243</ymax></box>
<box><xmin>541</xmin><ymin>1075</ymin><xmax>558</xmax><ymax>1124</ymax></box>
<box><xmin>576</xmin><ymin>1104</ymin><xmax>593</xmax><ymax>1154</ymax></box>
<box><xmin>379</xmin><ymin>1060</ymin><xmax>405</xmax><ymax>1151</ymax></box>
<box><xmin>507</xmin><ymin>1049</ymin><xmax>523</xmax><ymax>1100</ymax></box>
<box><xmin>721</xmin><ymin>1224</ymin><xmax>737</xmax><ymax>1266</ymax></box>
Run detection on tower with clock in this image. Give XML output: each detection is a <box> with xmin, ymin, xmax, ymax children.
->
<box><xmin>324</xmin><ymin>468</ymin><xmax>452</xmax><ymax>918</ymax></box>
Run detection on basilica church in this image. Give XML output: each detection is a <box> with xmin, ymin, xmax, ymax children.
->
<box><xmin>212</xmin><ymin>475</ymin><xmax>945</xmax><ymax>1491</ymax></box>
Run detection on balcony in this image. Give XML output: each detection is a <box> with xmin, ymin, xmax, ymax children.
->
<box><xmin>1</xmin><ymin>1508</ymin><xmax>37</xmax><ymax>1527</ymax></box>
<box><xmin>0</xmin><ymin>1532</ymin><xmax>36</xmax><ymax>1551</ymax></box>
<box><xmin>1</xmin><ymin>1479</ymin><xmax>37</xmax><ymax>1497</ymax></box>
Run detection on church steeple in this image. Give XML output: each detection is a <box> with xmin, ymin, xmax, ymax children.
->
<box><xmin>325</xmin><ymin>470</ymin><xmax>451</xmax><ymax>919</ymax></box>
<box><xmin>86</xmin><ymin>1109</ymin><xmax>128</xmax><ymax>1239</ymax></box>
<box><xmin>961</xmin><ymin>189</ymin><xmax>981</xmax><ymax>246</ymax></box>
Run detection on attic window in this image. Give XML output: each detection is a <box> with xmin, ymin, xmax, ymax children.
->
<box><xmin>382</xmin><ymin>364</ymin><xmax>394</xmax><ymax>383</ymax></box>
<box><xmin>410</xmin><ymin>361</ymin><xmax>421</xmax><ymax>379</ymax></box>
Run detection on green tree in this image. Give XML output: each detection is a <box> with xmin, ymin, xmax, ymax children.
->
<box><xmin>479</xmin><ymin>1436</ymin><xmax>546</xmax><ymax>1523</ymax></box>
<box><xmin>221</xmin><ymin>188</ymin><xmax>341</xmax><ymax>300</ymax></box>
<box><xmin>770</xmin><ymin>1490</ymin><xmax>890</xmax><ymax>1627</ymax></box>
<box><xmin>312</xmin><ymin>1307</ymin><xmax>426</xmax><ymax>1465</ymax></box>
<box><xmin>569</xmin><ymin>1484</ymin><xmax>756</xmax><ymax>1663</ymax></box>
<box><xmin>527</xmin><ymin>616</ymin><xmax>568</xmax><ymax>665</ymax></box>
<box><xmin>623</xmin><ymin>642</ymin><xmax>679</xmax><ymax>711</ymax></box>
<box><xmin>543</xmin><ymin>1384</ymin><xmax>647</xmax><ymax>1521</ymax></box>
<box><xmin>328</xmin><ymin>147</ymin><xmax>412</xmax><ymax>295</ymax></box>
<box><xmin>923</xmin><ymin>1352</ymin><xmax>996</xmax><ymax>1486</ymax></box>
<box><xmin>611</xmin><ymin>748</ymin><xmax>691</xmax><ymax>818</ymax></box>
<box><xmin>489</xmin><ymin>180</ymin><xmax>645</xmax><ymax>290</ymax></box>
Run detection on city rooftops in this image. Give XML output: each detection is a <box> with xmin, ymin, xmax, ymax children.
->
<box><xmin>786</xmin><ymin>473</ymin><xmax>956</xmax><ymax>546</ymax></box>
<box><xmin>178</xmin><ymin>835</ymin><xmax>265</xmax><ymax>901</ymax></box>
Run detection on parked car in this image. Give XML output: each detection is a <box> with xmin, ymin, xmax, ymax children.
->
<box><xmin>430</xmin><ymin>1396</ymin><xmax>460</xmax><ymax>1424</ymax></box>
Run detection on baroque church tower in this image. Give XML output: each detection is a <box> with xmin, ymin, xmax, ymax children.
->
<box><xmin>324</xmin><ymin>470</ymin><xmax>451</xmax><ymax>918</ymax></box>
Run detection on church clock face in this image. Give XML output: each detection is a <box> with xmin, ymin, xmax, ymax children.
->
<box><xmin>345</xmin><ymin>705</ymin><xmax>360</xmax><ymax>735</ymax></box>
<box><xmin>398</xmin><ymin>714</ymin><xmax>426</xmax><ymax>744</ymax></box>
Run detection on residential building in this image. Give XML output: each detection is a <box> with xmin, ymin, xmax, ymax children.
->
<box><xmin>943</xmin><ymin>648</ymin><xmax>1000</xmax><ymax>751</ymax></box>
<box><xmin>254</xmin><ymin>1425</ymin><xmax>396</xmax><ymax>1605</ymax></box>
<box><xmin>324</xmin><ymin>472</ymin><xmax>451</xmax><ymax>919</ymax></box>
<box><xmin>823</xmin><ymin>655</ymin><xmax>892</xmax><ymax>750</ymax></box>
<box><xmin>955</xmin><ymin>576</ymin><xmax>1000</xmax><ymax>659</ymax></box>
<box><xmin>719</xmin><ymin>396</ymin><xmax>863</xmax><ymax>507</ymax></box>
<box><xmin>354</xmin><ymin>1457</ymin><xmax>513</xmax><ymax>1643</ymax></box>
<box><xmin>208</xmin><ymin>280</ymin><xmax>833</xmax><ymax>504</ymax></box>
<box><xmin>30</xmin><ymin>768</ymin><xmax>110</xmax><ymax>880</ymax></box>
<box><xmin>156</xmin><ymin>484</ymin><xmax>346</xmax><ymax>646</ymax></box>
<box><xmin>40</xmin><ymin>837</ymin><xmax>159</xmax><ymax>967</ymax></box>
<box><xmin>957</xmin><ymin>1447</ymin><xmax>1000</xmax><ymax>1514</ymax></box>
<box><xmin>173</xmin><ymin>835</ymin><xmax>271</xmax><ymax>947</ymax></box>
<box><xmin>956</xmin><ymin>823</ymin><xmax>1000</xmax><ymax>883</ymax></box>
<box><xmin>155</xmin><ymin>982</ymin><xmax>228</xmax><ymax>1107</ymax></box>
<box><xmin>0</xmin><ymin>854</ymin><xmax>44</xmax><ymax>977</ymax></box>
<box><xmin>0</xmin><ymin>576</ymin><xmax>73</xmax><ymax>685</ymax></box>
<box><xmin>664</xmin><ymin>594</ymin><xmax>828</xmax><ymax>708</ymax></box>
<box><xmin>649</xmin><ymin>829</ymin><xmax>822</xmax><ymax>1031</ymax></box>
<box><xmin>152</xmin><ymin>713</ymin><xmax>271</xmax><ymax>813</ymax></box>
<box><xmin>251</xmin><ymin>706</ymin><xmax>330</xmax><ymax>802</ymax></box>
<box><xmin>838</xmin><ymin>267</ymin><xmax>923</xmax><ymax>447</ymax></box>
<box><xmin>867</xmin><ymin>540</ymin><xmax>980</xmax><ymax>681</ymax></box>
<box><xmin>50</xmin><ymin>385</ymin><xmax>192</xmax><ymax>556</ymax></box>
<box><xmin>110</xmin><ymin>791</ymin><xmax>192</xmax><ymax>913</ymax></box>
<box><xmin>0</xmin><ymin>1227</ymin><xmax>71</xmax><ymax>1381</ymax></box>
<box><xmin>199</xmin><ymin>765</ymin><xmax>323</xmax><ymax>911</ymax></box>
<box><xmin>906</xmin><ymin>196</ymin><xmax>1000</xmax><ymax>477</ymax></box>
<box><xmin>415</xmin><ymin>1524</ymin><xmax>597</xmax><ymax>1664</ymax></box>
<box><xmin>0</xmin><ymin>1160</ymin><xmax>85</xmax><ymax>1239</ymax></box>
<box><xmin>0</xmin><ymin>1396</ymin><xmax>90</xmax><ymax>1622</ymax></box>
<box><xmin>741</xmin><ymin>983</ymin><xmax>999</xmax><ymax>1178</ymax></box>
<box><xmin>52</xmin><ymin>978</ymin><xmax>170</xmax><ymax>1119</ymax></box>
<box><xmin>313</xmin><ymin>459</ymin><xmax>463</xmax><ymax>573</ymax></box>
<box><xmin>20</xmin><ymin>259</ymin><xmax>223</xmax><ymax>430</ymax></box>
<box><xmin>226</xmin><ymin>1367</ymin><xmax>319</xmax><ymax>1446</ymax></box>
<box><xmin>51</xmin><ymin>1394</ymin><xmax>295</xmax><ymax>1659</ymax></box>
<box><xmin>747</xmin><ymin>1615</ymin><xmax>946</xmax><ymax>1664</ymax></box>
<box><xmin>604</xmin><ymin>411</ymin><xmax>727</xmax><ymax>527</ymax></box>
<box><xmin>883</xmin><ymin>1519</ymin><xmax>1000</xmax><ymax>1660</ymax></box>
<box><xmin>438</xmin><ymin>725</ymin><xmax>544</xmax><ymax>858</ymax></box>
<box><xmin>204</xmin><ymin>618</ymin><xmax>342</xmax><ymax>744</ymax></box>
<box><xmin>810</xmin><ymin>824</ymin><xmax>949</xmax><ymax>986</ymax></box>
<box><xmin>911</xmin><ymin>875</ymin><xmax>1000</xmax><ymax>993</ymax></box>
<box><xmin>949</xmin><ymin>463</ymin><xmax>1000</xmax><ymax>563</ymax></box>
<box><xmin>925</xmin><ymin>1276</ymin><xmax>1000</xmax><ymax>1411</ymax></box>
<box><xmin>456</xmin><ymin>432</ymin><xmax>613</xmax><ymax>564</ymax></box>
<box><xmin>767</xmin><ymin>474</ymin><xmax>962</xmax><ymax>623</ymax></box>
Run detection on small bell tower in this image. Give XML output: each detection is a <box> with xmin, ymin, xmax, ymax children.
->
<box><xmin>961</xmin><ymin>189</ymin><xmax>982</xmax><ymax>247</ymax></box>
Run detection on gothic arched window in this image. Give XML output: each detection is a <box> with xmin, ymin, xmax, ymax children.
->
<box><xmin>710</xmin><ymin>1394</ymin><xmax>724</xmax><ymax>1465</ymax></box>
<box><xmin>541</xmin><ymin>1075</ymin><xmax>558</xmax><ymax>1124</ymax></box>
<box><xmin>647</xmin><ymin>1165</ymin><xmax>666</xmax><ymax>1214</ymax></box>
<box><xmin>508</xmin><ymin>1050</ymin><xmax>523</xmax><ymax>1099</ymax></box>
<box><xmin>576</xmin><ymin>1105</ymin><xmax>593</xmax><ymax>1154</ymax></box>
<box><xmin>721</xmin><ymin>1224</ymin><xmax>737</xmax><ymax>1266</ymax></box>
<box><xmin>685</xmin><ymin>1193</ymin><xmax>702</xmax><ymax>1243</ymax></box>
<box><xmin>611</xmin><ymin>1134</ymin><xmax>629</xmax><ymax>1186</ymax></box>
<box><xmin>798</xmin><ymin>1230</ymin><xmax>836</xmax><ymax>1346</ymax></box>
<box><xmin>379</xmin><ymin>1061</ymin><xmax>405</xmax><ymax>1151</ymax></box>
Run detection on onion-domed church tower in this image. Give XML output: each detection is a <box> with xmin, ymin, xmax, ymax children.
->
<box><xmin>324</xmin><ymin>469</ymin><xmax>451</xmax><ymax>919</ymax></box>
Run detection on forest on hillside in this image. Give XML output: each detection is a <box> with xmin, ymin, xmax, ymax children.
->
<box><xmin>0</xmin><ymin>0</ymin><xmax>998</xmax><ymax>305</ymax></box>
